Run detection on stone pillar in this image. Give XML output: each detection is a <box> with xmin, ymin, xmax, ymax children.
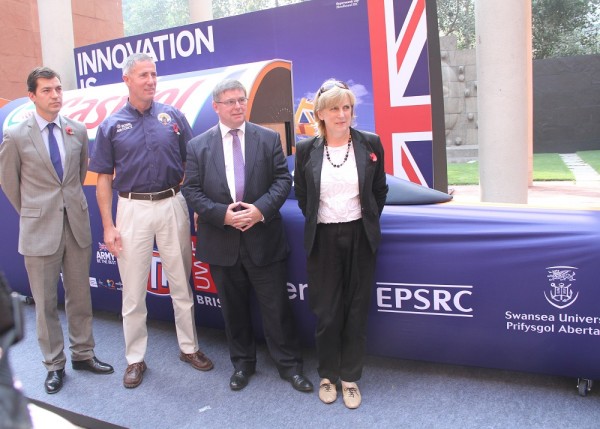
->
<box><xmin>37</xmin><ymin>0</ymin><xmax>76</xmax><ymax>90</ymax></box>
<box><xmin>189</xmin><ymin>0</ymin><xmax>213</xmax><ymax>22</ymax></box>
<box><xmin>475</xmin><ymin>1</ymin><xmax>532</xmax><ymax>203</ymax></box>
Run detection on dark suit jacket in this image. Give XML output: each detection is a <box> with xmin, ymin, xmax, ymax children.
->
<box><xmin>0</xmin><ymin>115</ymin><xmax>91</xmax><ymax>256</ymax></box>
<box><xmin>182</xmin><ymin>122</ymin><xmax>292</xmax><ymax>267</ymax></box>
<box><xmin>294</xmin><ymin>127</ymin><xmax>388</xmax><ymax>255</ymax></box>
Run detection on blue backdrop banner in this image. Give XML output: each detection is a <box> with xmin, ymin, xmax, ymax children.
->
<box><xmin>1</xmin><ymin>188</ymin><xmax>599</xmax><ymax>380</ymax></box>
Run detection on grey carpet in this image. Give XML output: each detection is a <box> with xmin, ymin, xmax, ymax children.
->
<box><xmin>8</xmin><ymin>304</ymin><xmax>600</xmax><ymax>429</ymax></box>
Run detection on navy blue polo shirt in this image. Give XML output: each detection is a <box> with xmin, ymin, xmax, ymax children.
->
<box><xmin>89</xmin><ymin>101</ymin><xmax>193</xmax><ymax>193</ymax></box>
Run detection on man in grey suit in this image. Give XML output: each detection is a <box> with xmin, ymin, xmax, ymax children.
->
<box><xmin>182</xmin><ymin>79</ymin><xmax>312</xmax><ymax>393</ymax></box>
<box><xmin>0</xmin><ymin>67</ymin><xmax>113</xmax><ymax>394</ymax></box>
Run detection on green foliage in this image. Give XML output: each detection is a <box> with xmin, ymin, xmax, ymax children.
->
<box><xmin>436</xmin><ymin>0</ymin><xmax>475</xmax><ymax>50</ymax></box>
<box><xmin>213</xmin><ymin>0</ymin><xmax>305</xmax><ymax>19</ymax></box>
<box><xmin>577</xmin><ymin>150</ymin><xmax>600</xmax><ymax>174</ymax></box>
<box><xmin>532</xmin><ymin>0</ymin><xmax>600</xmax><ymax>58</ymax></box>
<box><xmin>436</xmin><ymin>0</ymin><xmax>600</xmax><ymax>58</ymax></box>
<box><xmin>123</xmin><ymin>0</ymin><xmax>190</xmax><ymax>36</ymax></box>
<box><xmin>122</xmin><ymin>0</ymin><xmax>307</xmax><ymax>35</ymax></box>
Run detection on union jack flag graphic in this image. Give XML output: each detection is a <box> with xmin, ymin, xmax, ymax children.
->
<box><xmin>368</xmin><ymin>0</ymin><xmax>434</xmax><ymax>187</ymax></box>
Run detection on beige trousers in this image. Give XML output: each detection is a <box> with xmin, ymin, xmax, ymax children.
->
<box><xmin>116</xmin><ymin>192</ymin><xmax>198</xmax><ymax>364</ymax></box>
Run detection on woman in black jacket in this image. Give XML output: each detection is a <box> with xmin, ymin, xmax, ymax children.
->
<box><xmin>294</xmin><ymin>79</ymin><xmax>388</xmax><ymax>409</ymax></box>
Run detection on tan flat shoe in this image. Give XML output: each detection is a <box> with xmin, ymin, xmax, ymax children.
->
<box><xmin>342</xmin><ymin>382</ymin><xmax>361</xmax><ymax>409</ymax></box>
<box><xmin>319</xmin><ymin>378</ymin><xmax>337</xmax><ymax>404</ymax></box>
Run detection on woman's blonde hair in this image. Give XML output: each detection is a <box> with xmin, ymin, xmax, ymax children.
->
<box><xmin>313</xmin><ymin>79</ymin><xmax>356</xmax><ymax>137</ymax></box>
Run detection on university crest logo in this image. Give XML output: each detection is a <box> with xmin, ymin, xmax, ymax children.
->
<box><xmin>544</xmin><ymin>266</ymin><xmax>579</xmax><ymax>309</ymax></box>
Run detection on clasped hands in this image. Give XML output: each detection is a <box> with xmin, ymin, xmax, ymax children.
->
<box><xmin>225</xmin><ymin>202</ymin><xmax>263</xmax><ymax>232</ymax></box>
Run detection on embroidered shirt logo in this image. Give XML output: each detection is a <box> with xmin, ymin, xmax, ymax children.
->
<box><xmin>158</xmin><ymin>113</ymin><xmax>172</xmax><ymax>125</ymax></box>
<box><xmin>116</xmin><ymin>123</ymin><xmax>133</xmax><ymax>133</ymax></box>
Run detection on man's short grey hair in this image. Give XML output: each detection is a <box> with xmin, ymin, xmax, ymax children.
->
<box><xmin>122</xmin><ymin>53</ymin><xmax>155</xmax><ymax>76</ymax></box>
<box><xmin>212</xmin><ymin>79</ymin><xmax>247</xmax><ymax>102</ymax></box>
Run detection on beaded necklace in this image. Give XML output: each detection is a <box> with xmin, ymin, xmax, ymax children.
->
<box><xmin>324</xmin><ymin>134</ymin><xmax>352</xmax><ymax>168</ymax></box>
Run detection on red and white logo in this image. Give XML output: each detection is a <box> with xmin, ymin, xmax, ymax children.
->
<box><xmin>147</xmin><ymin>250</ymin><xmax>171</xmax><ymax>296</ymax></box>
<box><xmin>146</xmin><ymin>240</ymin><xmax>218</xmax><ymax>296</ymax></box>
<box><xmin>191</xmin><ymin>237</ymin><xmax>217</xmax><ymax>294</ymax></box>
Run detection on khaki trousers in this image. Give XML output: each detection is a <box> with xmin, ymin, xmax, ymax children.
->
<box><xmin>116</xmin><ymin>192</ymin><xmax>198</xmax><ymax>364</ymax></box>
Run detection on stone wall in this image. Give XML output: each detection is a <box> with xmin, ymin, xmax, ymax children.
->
<box><xmin>440</xmin><ymin>35</ymin><xmax>478</xmax><ymax>163</ymax></box>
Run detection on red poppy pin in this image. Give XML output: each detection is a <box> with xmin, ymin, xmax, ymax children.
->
<box><xmin>65</xmin><ymin>126</ymin><xmax>74</xmax><ymax>135</ymax></box>
<box><xmin>172</xmin><ymin>124</ymin><xmax>180</xmax><ymax>135</ymax></box>
<box><xmin>369</xmin><ymin>152</ymin><xmax>377</xmax><ymax>162</ymax></box>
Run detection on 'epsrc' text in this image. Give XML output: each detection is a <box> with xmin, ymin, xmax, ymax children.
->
<box><xmin>376</xmin><ymin>283</ymin><xmax>473</xmax><ymax>317</ymax></box>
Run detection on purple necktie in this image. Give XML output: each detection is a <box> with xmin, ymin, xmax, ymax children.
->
<box><xmin>230</xmin><ymin>129</ymin><xmax>245</xmax><ymax>202</ymax></box>
<box><xmin>47</xmin><ymin>123</ymin><xmax>63</xmax><ymax>181</ymax></box>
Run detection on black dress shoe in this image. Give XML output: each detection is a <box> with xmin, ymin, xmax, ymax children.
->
<box><xmin>45</xmin><ymin>369</ymin><xmax>65</xmax><ymax>394</ymax></box>
<box><xmin>229</xmin><ymin>370</ymin><xmax>250</xmax><ymax>391</ymax></box>
<box><xmin>72</xmin><ymin>357</ymin><xmax>114</xmax><ymax>374</ymax></box>
<box><xmin>289</xmin><ymin>374</ymin><xmax>314</xmax><ymax>392</ymax></box>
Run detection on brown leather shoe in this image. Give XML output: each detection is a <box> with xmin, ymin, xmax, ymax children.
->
<box><xmin>179</xmin><ymin>350</ymin><xmax>214</xmax><ymax>371</ymax></box>
<box><xmin>123</xmin><ymin>361</ymin><xmax>146</xmax><ymax>388</ymax></box>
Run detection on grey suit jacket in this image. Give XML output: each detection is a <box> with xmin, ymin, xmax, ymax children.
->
<box><xmin>0</xmin><ymin>115</ymin><xmax>92</xmax><ymax>256</ymax></box>
<box><xmin>182</xmin><ymin>122</ymin><xmax>292</xmax><ymax>267</ymax></box>
<box><xmin>294</xmin><ymin>127</ymin><xmax>388</xmax><ymax>255</ymax></box>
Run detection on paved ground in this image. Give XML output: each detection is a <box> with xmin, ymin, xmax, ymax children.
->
<box><xmin>449</xmin><ymin>181</ymin><xmax>599</xmax><ymax>207</ymax></box>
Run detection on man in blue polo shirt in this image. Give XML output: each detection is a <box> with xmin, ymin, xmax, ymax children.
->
<box><xmin>88</xmin><ymin>53</ymin><xmax>213</xmax><ymax>389</ymax></box>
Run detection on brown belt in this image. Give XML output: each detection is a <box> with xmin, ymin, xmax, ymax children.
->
<box><xmin>118</xmin><ymin>185</ymin><xmax>180</xmax><ymax>201</ymax></box>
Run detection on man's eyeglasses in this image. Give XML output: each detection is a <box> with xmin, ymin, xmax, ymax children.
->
<box><xmin>215</xmin><ymin>97</ymin><xmax>248</xmax><ymax>107</ymax></box>
<box><xmin>318</xmin><ymin>81</ymin><xmax>349</xmax><ymax>95</ymax></box>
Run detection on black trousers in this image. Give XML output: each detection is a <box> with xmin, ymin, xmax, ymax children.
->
<box><xmin>307</xmin><ymin>219</ymin><xmax>376</xmax><ymax>383</ymax></box>
<box><xmin>210</xmin><ymin>244</ymin><xmax>303</xmax><ymax>378</ymax></box>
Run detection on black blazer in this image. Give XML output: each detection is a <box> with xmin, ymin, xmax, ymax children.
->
<box><xmin>294</xmin><ymin>127</ymin><xmax>388</xmax><ymax>255</ymax></box>
<box><xmin>182</xmin><ymin>122</ymin><xmax>292</xmax><ymax>267</ymax></box>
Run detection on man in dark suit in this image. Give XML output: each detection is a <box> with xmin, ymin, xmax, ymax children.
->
<box><xmin>182</xmin><ymin>79</ymin><xmax>312</xmax><ymax>393</ymax></box>
<box><xmin>0</xmin><ymin>67</ymin><xmax>113</xmax><ymax>394</ymax></box>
